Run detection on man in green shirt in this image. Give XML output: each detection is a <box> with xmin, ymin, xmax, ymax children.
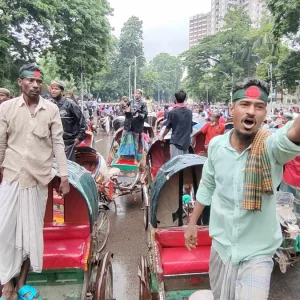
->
<box><xmin>185</xmin><ymin>78</ymin><xmax>300</xmax><ymax>300</ymax></box>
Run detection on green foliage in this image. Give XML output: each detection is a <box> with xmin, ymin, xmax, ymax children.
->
<box><xmin>182</xmin><ymin>7</ymin><xmax>253</xmax><ymax>103</ymax></box>
<box><xmin>182</xmin><ymin>6</ymin><xmax>299</xmax><ymax>103</ymax></box>
<box><xmin>268</xmin><ymin>0</ymin><xmax>300</xmax><ymax>39</ymax></box>
<box><xmin>0</xmin><ymin>0</ymin><xmax>112</xmax><ymax>88</ymax></box>
<box><xmin>141</xmin><ymin>67</ymin><xmax>159</xmax><ymax>97</ymax></box>
<box><xmin>148</xmin><ymin>53</ymin><xmax>183</xmax><ymax>101</ymax></box>
<box><xmin>117</xmin><ymin>16</ymin><xmax>146</xmax><ymax>96</ymax></box>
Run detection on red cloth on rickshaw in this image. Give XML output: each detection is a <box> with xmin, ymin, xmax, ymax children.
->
<box><xmin>77</xmin><ymin>131</ymin><xmax>93</xmax><ymax>148</ymax></box>
<box><xmin>43</xmin><ymin>223</ymin><xmax>90</xmax><ymax>270</ymax></box>
<box><xmin>155</xmin><ymin>227</ymin><xmax>211</xmax><ymax>275</ymax></box>
<box><xmin>149</xmin><ymin>141</ymin><xmax>170</xmax><ymax>179</ymax></box>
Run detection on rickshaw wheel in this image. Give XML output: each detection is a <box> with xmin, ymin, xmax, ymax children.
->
<box><xmin>146</xmin><ymin>165</ymin><xmax>152</xmax><ymax>188</ymax></box>
<box><xmin>143</xmin><ymin>206</ymin><xmax>149</xmax><ymax>231</ymax></box>
<box><xmin>95</xmin><ymin>252</ymin><xmax>114</xmax><ymax>300</ymax></box>
<box><xmin>99</xmin><ymin>191</ymin><xmax>117</xmax><ymax>214</ymax></box>
<box><xmin>94</xmin><ymin>209</ymin><xmax>110</xmax><ymax>253</ymax></box>
<box><xmin>138</xmin><ymin>255</ymin><xmax>152</xmax><ymax>300</ymax></box>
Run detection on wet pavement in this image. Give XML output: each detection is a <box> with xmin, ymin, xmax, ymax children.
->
<box><xmin>95</xmin><ymin>129</ymin><xmax>300</xmax><ymax>300</ymax></box>
<box><xmin>95</xmin><ymin>131</ymin><xmax>147</xmax><ymax>300</ymax></box>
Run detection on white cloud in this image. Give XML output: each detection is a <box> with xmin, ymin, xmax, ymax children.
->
<box><xmin>108</xmin><ymin>0</ymin><xmax>211</xmax><ymax>60</ymax></box>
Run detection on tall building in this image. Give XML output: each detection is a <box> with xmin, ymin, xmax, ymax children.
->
<box><xmin>210</xmin><ymin>0</ymin><xmax>266</xmax><ymax>34</ymax></box>
<box><xmin>189</xmin><ymin>12</ymin><xmax>211</xmax><ymax>48</ymax></box>
<box><xmin>211</xmin><ymin>0</ymin><xmax>239</xmax><ymax>34</ymax></box>
<box><xmin>189</xmin><ymin>0</ymin><xmax>267</xmax><ymax>48</ymax></box>
<box><xmin>240</xmin><ymin>0</ymin><xmax>268</xmax><ymax>28</ymax></box>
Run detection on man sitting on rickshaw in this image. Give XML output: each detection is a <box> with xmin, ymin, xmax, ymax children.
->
<box><xmin>119</xmin><ymin>89</ymin><xmax>147</xmax><ymax>160</ymax></box>
<box><xmin>185</xmin><ymin>78</ymin><xmax>300</xmax><ymax>300</ymax></box>
<box><xmin>0</xmin><ymin>64</ymin><xmax>69</xmax><ymax>300</ymax></box>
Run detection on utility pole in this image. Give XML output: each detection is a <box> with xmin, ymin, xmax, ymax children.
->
<box><xmin>206</xmin><ymin>87</ymin><xmax>209</xmax><ymax>104</ymax></box>
<box><xmin>134</xmin><ymin>56</ymin><xmax>137</xmax><ymax>94</ymax></box>
<box><xmin>80</xmin><ymin>61</ymin><xmax>84</xmax><ymax>113</ymax></box>
<box><xmin>270</xmin><ymin>63</ymin><xmax>273</xmax><ymax>113</ymax></box>
<box><xmin>231</xmin><ymin>74</ymin><xmax>234</xmax><ymax>104</ymax></box>
<box><xmin>128</xmin><ymin>65</ymin><xmax>131</xmax><ymax>99</ymax></box>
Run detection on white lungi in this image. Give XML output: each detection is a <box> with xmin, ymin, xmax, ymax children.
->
<box><xmin>0</xmin><ymin>180</ymin><xmax>48</xmax><ymax>284</ymax></box>
<box><xmin>209</xmin><ymin>247</ymin><xmax>274</xmax><ymax>300</ymax></box>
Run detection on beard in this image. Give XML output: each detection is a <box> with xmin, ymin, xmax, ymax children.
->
<box><xmin>234</xmin><ymin>128</ymin><xmax>256</xmax><ymax>143</ymax></box>
<box><xmin>52</xmin><ymin>94</ymin><xmax>63</xmax><ymax>101</ymax></box>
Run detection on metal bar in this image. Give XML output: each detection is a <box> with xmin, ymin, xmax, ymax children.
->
<box><xmin>178</xmin><ymin>170</ymin><xmax>184</xmax><ymax>226</ymax></box>
<box><xmin>164</xmin><ymin>272</ymin><xmax>209</xmax><ymax>278</ymax></box>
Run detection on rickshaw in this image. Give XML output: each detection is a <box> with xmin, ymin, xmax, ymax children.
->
<box><xmin>146</xmin><ymin>133</ymin><xmax>194</xmax><ymax>188</ymax></box>
<box><xmin>112</xmin><ymin>116</ymin><xmax>125</xmax><ymax>132</ymax></box>
<box><xmin>138</xmin><ymin>154</ymin><xmax>212</xmax><ymax>300</ymax></box>
<box><xmin>108</xmin><ymin>123</ymin><xmax>154</xmax><ymax>164</ymax></box>
<box><xmin>147</xmin><ymin>112</ymin><xmax>157</xmax><ymax>128</ymax></box>
<box><xmin>191</xmin><ymin>126</ymin><xmax>206</xmax><ymax>156</ymax></box>
<box><xmin>105</xmin><ymin>123</ymin><xmax>154</xmax><ymax>229</ymax></box>
<box><xmin>274</xmin><ymin>191</ymin><xmax>300</xmax><ymax>273</ymax></box>
<box><xmin>154</xmin><ymin>117</ymin><xmax>165</xmax><ymax>135</ymax></box>
<box><xmin>27</xmin><ymin>161</ymin><xmax>113</xmax><ymax>300</ymax></box>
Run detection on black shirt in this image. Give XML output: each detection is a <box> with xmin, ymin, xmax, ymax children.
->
<box><xmin>52</xmin><ymin>98</ymin><xmax>87</xmax><ymax>141</ymax></box>
<box><xmin>166</xmin><ymin>107</ymin><xmax>192</xmax><ymax>150</ymax></box>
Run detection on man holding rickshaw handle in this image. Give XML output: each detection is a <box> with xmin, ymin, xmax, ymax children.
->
<box><xmin>185</xmin><ymin>78</ymin><xmax>300</xmax><ymax>300</ymax></box>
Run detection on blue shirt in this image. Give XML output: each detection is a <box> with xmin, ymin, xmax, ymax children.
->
<box><xmin>196</xmin><ymin>122</ymin><xmax>300</xmax><ymax>266</ymax></box>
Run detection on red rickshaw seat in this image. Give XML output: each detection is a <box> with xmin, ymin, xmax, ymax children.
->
<box><xmin>162</xmin><ymin>246</ymin><xmax>211</xmax><ymax>274</ymax></box>
<box><xmin>155</xmin><ymin>227</ymin><xmax>211</xmax><ymax>275</ymax></box>
<box><xmin>43</xmin><ymin>223</ymin><xmax>90</xmax><ymax>270</ymax></box>
<box><xmin>151</xmin><ymin>167</ymin><xmax>160</xmax><ymax>179</ymax></box>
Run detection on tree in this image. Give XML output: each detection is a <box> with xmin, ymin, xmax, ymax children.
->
<box><xmin>90</xmin><ymin>37</ymin><xmax>121</xmax><ymax>101</ymax></box>
<box><xmin>182</xmin><ymin>6</ymin><xmax>253</xmax><ymax>103</ymax></box>
<box><xmin>141</xmin><ymin>67</ymin><xmax>159</xmax><ymax>97</ymax></box>
<box><xmin>268</xmin><ymin>0</ymin><xmax>300</xmax><ymax>39</ymax></box>
<box><xmin>0</xmin><ymin>0</ymin><xmax>112</xmax><ymax>86</ymax></box>
<box><xmin>117</xmin><ymin>16</ymin><xmax>146</xmax><ymax>96</ymax></box>
<box><xmin>150</xmin><ymin>53</ymin><xmax>183</xmax><ymax>102</ymax></box>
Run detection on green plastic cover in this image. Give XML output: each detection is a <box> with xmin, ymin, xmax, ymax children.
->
<box><xmin>53</xmin><ymin>160</ymin><xmax>98</xmax><ymax>226</ymax></box>
<box><xmin>150</xmin><ymin>154</ymin><xmax>206</xmax><ymax>227</ymax></box>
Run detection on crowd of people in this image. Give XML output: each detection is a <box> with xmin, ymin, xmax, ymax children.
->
<box><xmin>1</xmin><ymin>62</ymin><xmax>300</xmax><ymax>300</ymax></box>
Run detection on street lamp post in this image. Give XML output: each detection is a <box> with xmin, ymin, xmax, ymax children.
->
<box><xmin>128</xmin><ymin>64</ymin><xmax>131</xmax><ymax>100</ymax></box>
<box><xmin>134</xmin><ymin>56</ymin><xmax>137</xmax><ymax>94</ymax></box>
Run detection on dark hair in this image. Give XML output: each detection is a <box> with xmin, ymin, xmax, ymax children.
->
<box><xmin>175</xmin><ymin>89</ymin><xmax>187</xmax><ymax>103</ymax></box>
<box><xmin>145</xmin><ymin>95</ymin><xmax>150</xmax><ymax>100</ymax></box>
<box><xmin>233</xmin><ymin>78</ymin><xmax>270</xmax><ymax>96</ymax></box>
<box><xmin>19</xmin><ymin>63</ymin><xmax>42</xmax><ymax>76</ymax></box>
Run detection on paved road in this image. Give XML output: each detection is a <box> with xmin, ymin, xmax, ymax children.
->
<box><xmin>95</xmin><ymin>130</ymin><xmax>300</xmax><ymax>300</ymax></box>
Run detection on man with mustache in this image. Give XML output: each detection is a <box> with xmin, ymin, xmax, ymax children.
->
<box><xmin>0</xmin><ymin>63</ymin><xmax>69</xmax><ymax>299</ymax></box>
<box><xmin>185</xmin><ymin>78</ymin><xmax>300</xmax><ymax>300</ymax></box>
<box><xmin>50</xmin><ymin>80</ymin><xmax>86</xmax><ymax>161</ymax></box>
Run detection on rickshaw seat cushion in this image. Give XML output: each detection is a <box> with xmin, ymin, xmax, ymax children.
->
<box><xmin>162</xmin><ymin>246</ymin><xmax>210</xmax><ymax>275</ymax></box>
<box><xmin>43</xmin><ymin>223</ymin><xmax>90</xmax><ymax>270</ymax></box>
<box><xmin>43</xmin><ymin>222</ymin><xmax>90</xmax><ymax>240</ymax></box>
<box><xmin>155</xmin><ymin>227</ymin><xmax>211</xmax><ymax>247</ymax></box>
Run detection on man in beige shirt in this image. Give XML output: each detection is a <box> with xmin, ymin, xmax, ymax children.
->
<box><xmin>0</xmin><ymin>63</ymin><xmax>69</xmax><ymax>300</ymax></box>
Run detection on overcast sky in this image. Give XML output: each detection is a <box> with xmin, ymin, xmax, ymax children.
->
<box><xmin>108</xmin><ymin>0</ymin><xmax>211</xmax><ymax>61</ymax></box>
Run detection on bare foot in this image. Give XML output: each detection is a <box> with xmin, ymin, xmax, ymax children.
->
<box><xmin>2</xmin><ymin>281</ymin><xmax>16</xmax><ymax>300</ymax></box>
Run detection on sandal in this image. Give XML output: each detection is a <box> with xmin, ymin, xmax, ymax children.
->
<box><xmin>17</xmin><ymin>285</ymin><xmax>42</xmax><ymax>300</ymax></box>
